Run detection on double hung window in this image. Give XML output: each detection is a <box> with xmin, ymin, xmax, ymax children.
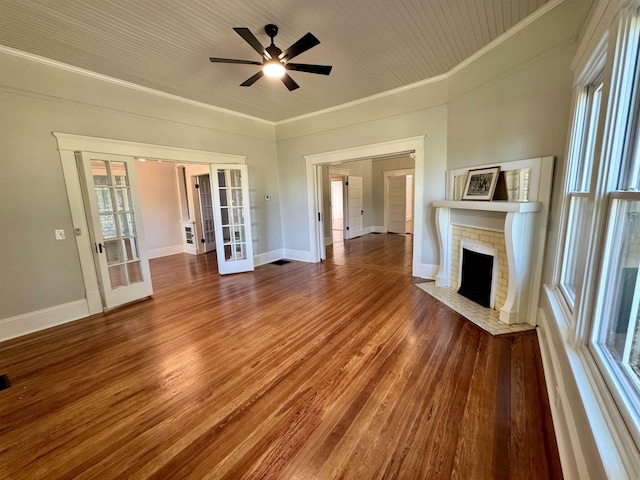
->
<box><xmin>556</xmin><ymin>7</ymin><xmax>640</xmax><ymax>453</ymax></box>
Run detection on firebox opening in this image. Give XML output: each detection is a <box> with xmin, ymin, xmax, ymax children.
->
<box><xmin>458</xmin><ymin>248</ymin><xmax>494</xmax><ymax>308</ymax></box>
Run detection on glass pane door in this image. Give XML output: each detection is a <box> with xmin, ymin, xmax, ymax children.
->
<box><xmin>78</xmin><ymin>153</ymin><xmax>153</xmax><ymax>309</ymax></box>
<box><xmin>197</xmin><ymin>174</ymin><xmax>216</xmax><ymax>253</ymax></box>
<box><xmin>211</xmin><ymin>165</ymin><xmax>254</xmax><ymax>274</ymax></box>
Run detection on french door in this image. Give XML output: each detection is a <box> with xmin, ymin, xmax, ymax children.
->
<box><xmin>210</xmin><ymin>164</ymin><xmax>254</xmax><ymax>274</ymax></box>
<box><xmin>197</xmin><ymin>175</ymin><xmax>216</xmax><ymax>253</ymax></box>
<box><xmin>77</xmin><ymin>152</ymin><xmax>153</xmax><ymax>309</ymax></box>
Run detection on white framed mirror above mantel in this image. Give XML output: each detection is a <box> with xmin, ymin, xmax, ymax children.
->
<box><xmin>432</xmin><ymin>156</ymin><xmax>554</xmax><ymax>326</ymax></box>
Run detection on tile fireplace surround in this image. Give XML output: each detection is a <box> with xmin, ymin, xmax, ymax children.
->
<box><xmin>426</xmin><ymin>157</ymin><xmax>554</xmax><ymax>330</ymax></box>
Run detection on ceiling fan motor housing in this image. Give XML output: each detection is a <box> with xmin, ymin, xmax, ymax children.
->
<box><xmin>265</xmin><ymin>24</ymin><xmax>279</xmax><ymax>39</ymax></box>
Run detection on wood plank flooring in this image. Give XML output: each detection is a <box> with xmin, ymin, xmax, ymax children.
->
<box><xmin>0</xmin><ymin>233</ymin><xmax>562</xmax><ymax>479</ymax></box>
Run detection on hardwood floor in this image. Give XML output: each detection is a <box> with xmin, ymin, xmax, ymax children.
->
<box><xmin>0</xmin><ymin>234</ymin><xmax>562</xmax><ymax>479</ymax></box>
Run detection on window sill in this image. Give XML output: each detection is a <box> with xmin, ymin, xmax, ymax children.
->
<box><xmin>540</xmin><ymin>285</ymin><xmax>640</xmax><ymax>479</ymax></box>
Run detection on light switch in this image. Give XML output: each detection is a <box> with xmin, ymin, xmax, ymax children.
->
<box><xmin>55</xmin><ymin>229</ymin><xmax>65</xmax><ymax>240</ymax></box>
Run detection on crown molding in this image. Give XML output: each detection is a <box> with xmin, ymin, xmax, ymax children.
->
<box><xmin>0</xmin><ymin>45</ymin><xmax>273</xmax><ymax>126</ymax></box>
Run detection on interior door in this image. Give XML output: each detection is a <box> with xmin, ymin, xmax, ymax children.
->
<box><xmin>77</xmin><ymin>152</ymin><xmax>153</xmax><ymax>309</ymax></box>
<box><xmin>211</xmin><ymin>164</ymin><xmax>254</xmax><ymax>274</ymax></box>
<box><xmin>346</xmin><ymin>175</ymin><xmax>364</xmax><ymax>239</ymax></box>
<box><xmin>197</xmin><ymin>175</ymin><xmax>216</xmax><ymax>253</ymax></box>
<box><xmin>388</xmin><ymin>175</ymin><xmax>407</xmax><ymax>233</ymax></box>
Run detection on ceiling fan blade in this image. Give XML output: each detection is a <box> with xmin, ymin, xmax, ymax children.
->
<box><xmin>209</xmin><ymin>57</ymin><xmax>262</xmax><ymax>65</ymax></box>
<box><xmin>281</xmin><ymin>73</ymin><xmax>300</xmax><ymax>91</ymax></box>
<box><xmin>233</xmin><ymin>27</ymin><xmax>269</xmax><ymax>59</ymax></box>
<box><xmin>285</xmin><ymin>63</ymin><xmax>332</xmax><ymax>75</ymax></box>
<box><xmin>279</xmin><ymin>32</ymin><xmax>320</xmax><ymax>61</ymax></box>
<box><xmin>240</xmin><ymin>70</ymin><xmax>264</xmax><ymax>87</ymax></box>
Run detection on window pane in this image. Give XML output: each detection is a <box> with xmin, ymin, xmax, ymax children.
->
<box><xmin>115</xmin><ymin>188</ymin><xmax>132</xmax><ymax>212</ymax></box>
<box><xmin>230</xmin><ymin>188</ymin><xmax>243</xmax><ymax>206</ymax></box>
<box><xmin>111</xmin><ymin>162</ymin><xmax>129</xmax><ymax>186</ymax></box>
<box><xmin>229</xmin><ymin>169</ymin><xmax>242</xmax><ymax>187</ymax></box>
<box><xmin>99</xmin><ymin>215</ymin><xmax>117</xmax><ymax>239</ymax></box>
<box><xmin>108</xmin><ymin>264</ymin><xmax>127</xmax><ymax>289</ymax></box>
<box><xmin>118</xmin><ymin>213</ymin><xmax>136</xmax><ymax>237</ymax></box>
<box><xmin>594</xmin><ymin>200</ymin><xmax>640</xmax><ymax>364</ymax></box>
<box><xmin>91</xmin><ymin>160</ymin><xmax>110</xmax><ymax>185</ymax></box>
<box><xmin>123</xmin><ymin>237</ymin><xmax>139</xmax><ymax>261</ymax></box>
<box><xmin>127</xmin><ymin>261</ymin><xmax>143</xmax><ymax>284</ymax></box>
<box><xmin>104</xmin><ymin>240</ymin><xmax>123</xmax><ymax>265</ymax></box>
<box><xmin>560</xmin><ymin>195</ymin><xmax>591</xmax><ymax>305</ymax></box>
<box><xmin>95</xmin><ymin>187</ymin><xmax>113</xmax><ymax>213</ymax></box>
<box><xmin>576</xmin><ymin>83</ymin><xmax>602</xmax><ymax>192</ymax></box>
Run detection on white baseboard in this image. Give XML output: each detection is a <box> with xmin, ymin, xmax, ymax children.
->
<box><xmin>370</xmin><ymin>225</ymin><xmax>386</xmax><ymax>233</ymax></box>
<box><xmin>0</xmin><ymin>300</ymin><xmax>90</xmax><ymax>343</ymax></box>
<box><xmin>148</xmin><ymin>244</ymin><xmax>184</xmax><ymax>259</ymax></box>
<box><xmin>254</xmin><ymin>249</ymin><xmax>284</xmax><ymax>266</ymax></box>
<box><xmin>536</xmin><ymin>288</ymin><xmax>637</xmax><ymax>479</ymax></box>
<box><xmin>536</xmin><ymin>309</ymin><xmax>582</xmax><ymax>480</ymax></box>
<box><xmin>417</xmin><ymin>263</ymin><xmax>438</xmax><ymax>279</ymax></box>
<box><xmin>183</xmin><ymin>244</ymin><xmax>198</xmax><ymax>255</ymax></box>
<box><xmin>283</xmin><ymin>249</ymin><xmax>313</xmax><ymax>263</ymax></box>
<box><xmin>324</xmin><ymin>236</ymin><xmax>333</xmax><ymax>246</ymax></box>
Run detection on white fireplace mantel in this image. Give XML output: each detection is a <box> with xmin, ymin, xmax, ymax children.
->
<box><xmin>434</xmin><ymin>201</ymin><xmax>539</xmax><ymax>325</ymax></box>
<box><xmin>432</xmin><ymin>200</ymin><xmax>541</xmax><ymax>213</ymax></box>
<box><xmin>431</xmin><ymin>156</ymin><xmax>554</xmax><ymax>327</ymax></box>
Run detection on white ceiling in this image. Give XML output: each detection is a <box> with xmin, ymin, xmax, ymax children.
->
<box><xmin>0</xmin><ymin>0</ymin><xmax>554</xmax><ymax>122</ymax></box>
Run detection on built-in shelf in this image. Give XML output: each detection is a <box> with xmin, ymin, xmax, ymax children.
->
<box><xmin>432</xmin><ymin>200</ymin><xmax>541</xmax><ymax>213</ymax></box>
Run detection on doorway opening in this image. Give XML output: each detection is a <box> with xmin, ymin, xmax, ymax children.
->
<box><xmin>330</xmin><ymin>176</ymin><xmax>345</xmax><ymax>243</ymax></box>
<box><xmin>316</xmin><ymin>151</ymin><xmax>417</xmax><ymax>274</ymax></box>
<box><xmin>56</xmin><ymin>133</ymin><xmax>253</xmax><ymax>315</ymax></box>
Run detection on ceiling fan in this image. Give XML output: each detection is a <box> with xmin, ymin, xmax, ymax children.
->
<box><xmin>209</xmin><ymin>24</ymin><xmax>332</xmax><ymax>91</ymax></box>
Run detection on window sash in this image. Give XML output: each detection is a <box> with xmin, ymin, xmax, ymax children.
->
<box><xmin>590</xmin><ymin>192</ymin><xmax>640</xmax><ymax>448</ymax></box>
<box><xmin>559</xmin><ymin>192</ymin><xmax>591</xmax><ymax>308</ymax></box>
<box><xmin>558</xmin><ymin>80</ymin><xmax>603</xmax><ymax>313</ymax></box>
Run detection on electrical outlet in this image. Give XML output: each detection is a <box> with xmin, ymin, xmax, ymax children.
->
<box><xmin>55</xmin><ymin>229</ymin><xmax>65</xmax><ymax>240</ymax></box>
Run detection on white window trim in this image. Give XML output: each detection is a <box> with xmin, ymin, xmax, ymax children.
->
<box><xmin>545</xmin><ymin>2</ymin><xmax>640</xmax><ymax>478</ymax></box>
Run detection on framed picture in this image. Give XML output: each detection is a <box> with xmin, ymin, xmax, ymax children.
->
<box><xmin>462</xmin><ymin>166</ymin><xmax>501</xmax><ymax>201</ymax></box>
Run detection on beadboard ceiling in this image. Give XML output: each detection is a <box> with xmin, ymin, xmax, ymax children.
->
<box><xmin>0</xmin><ymin>0</ymin><xmax>555</xmax><ymax>122</ymax></box>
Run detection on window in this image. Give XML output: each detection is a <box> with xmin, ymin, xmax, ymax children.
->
<box><xmin>591</xmin><ymin>54</ymin><xmax>640</xmax><ymax>437</ymax></box>
<box><xmin>560</xmin><ymin>80</ymin><xmax>603</xmax><ymax>310</ymax></box>
<box><xmin>555</xmin><ymin>6</ymin><xmax>640</xmax><ymax>456</ymax></box>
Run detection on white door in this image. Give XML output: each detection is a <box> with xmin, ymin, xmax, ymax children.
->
<box><xmin>197</xmin><ymin>175</ymin><xmax>216</xmax><ymax>253</ymax></box>
<box><xmin>211</xmin><ymin>165</ymin><xmax>254</xmax><ymax>274</ymax></box>
<box><xmin>346</xmin><ymin>175</ymin><xmax>364</xmax><ymax>239</ymax></box>
<box><xmin>388</xmin><ymin>175</ymin><xmax>407</xmax><ymax>233</ymax></box>
<box><xmin>77</xmin><ymin>152</ymin><xmax>153</xmax><ymax>309</ymax></box>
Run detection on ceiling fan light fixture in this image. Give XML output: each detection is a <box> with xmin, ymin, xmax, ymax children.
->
<box><xmin>263</xmin><ymin>60</ymin><xmax>285</xmax><ymax>78</ymax></box>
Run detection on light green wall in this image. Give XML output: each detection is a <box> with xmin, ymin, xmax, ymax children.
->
<box><xmin>0</xmin><ymin>52</ymin><xmax>281</xmax><ymax>319</ymax></box>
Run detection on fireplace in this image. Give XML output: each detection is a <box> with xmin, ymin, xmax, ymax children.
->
<box><xmin>458</xmin><ymin>241</ymin><xmax>498</xmax><ymax>308</ymax></box>
<box><xmin>429</xmin><ymin>157</ymin><xmax>553</xmax><ymax>327</ymax></box>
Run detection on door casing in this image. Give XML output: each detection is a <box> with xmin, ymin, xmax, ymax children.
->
<box><xmin>55</xmin><ymin>132</ymin><xmax>246</xmax><ymax>315</ymax></box>
<box><xmin>304</xmin><ymin>136</ymin><xmax>425</xmax><ymax>277</ymax></box>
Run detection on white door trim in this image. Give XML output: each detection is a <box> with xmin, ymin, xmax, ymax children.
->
<box><xmin>54</xmin><ymin>132</ymin><xmax>246</xmax><ymax>314</ymax></box>
<box><xmin>304</xmin><ymin>136</ymin><xmax>425</xmax><ymax>276</ymax></box>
